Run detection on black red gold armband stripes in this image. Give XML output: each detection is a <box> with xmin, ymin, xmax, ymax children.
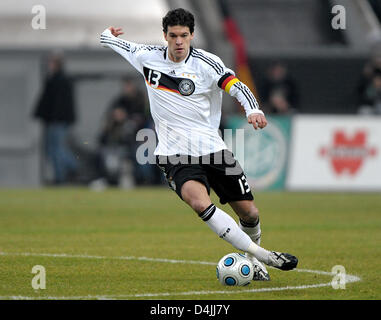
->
<box><xmin>218</xmin><ymin>73</ymin><xmax>239</xmax><ymax>93</ymax></box>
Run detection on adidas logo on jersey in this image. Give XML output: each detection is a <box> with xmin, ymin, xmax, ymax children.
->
<box><xmin>169</xmin><ymin>70</ymin><xmax>176</xmax><ymax>75</ymax></box>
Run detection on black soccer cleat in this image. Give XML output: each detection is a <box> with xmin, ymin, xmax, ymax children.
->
<box><xmin>244</xmin><ymin>253</ymin><xmax>271</xmax><ymax>281</ymax></box>
<box><xmin>252</xmin><ymin>263</ymin><xmax>271</xmax><ymax>281</ymax></box>
<box><xmin>267</xmin><ymin>251</ymin><xmax>298</xmax><ymax>271</ymax></box>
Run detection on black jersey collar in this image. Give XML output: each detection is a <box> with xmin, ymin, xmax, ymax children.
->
<box><xmin>163</xmin><ymin>47</ymin><xmax>193</xmax><ymax>64</ymax></box>
<box><xmin>185</xmin><ymin>47</ymin><xmax>193</xmax><ymax>63</ymax></box>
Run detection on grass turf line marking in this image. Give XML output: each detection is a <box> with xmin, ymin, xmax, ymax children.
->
<box><xmin>0</xmin><ymin>251</ymin><xmax>215</xmax><ymax>265</ymax></box>
<box><xmin>0</xmin><ymin>251</ymin><xmax>361</xmax><ymax>300</ymax></box>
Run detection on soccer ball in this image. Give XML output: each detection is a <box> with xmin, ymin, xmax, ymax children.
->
<box><xmin>216</xmin><ymin>253</ymin><xmax>254</xmax><ymax>286</ymax></box>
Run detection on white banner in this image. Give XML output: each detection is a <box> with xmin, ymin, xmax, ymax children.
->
<box><xmin>286</xmin><ymin>115</ymin><xmax>381</xmax><ymax>191</ymax></box>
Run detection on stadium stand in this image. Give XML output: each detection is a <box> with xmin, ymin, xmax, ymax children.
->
<box><xmin>214</xmin><ymin>0</ymin><xmax>381</xmax><ymax>114</ymax></box>
<box><xmin>226</xmin><ymin>0</ymin><xmax>345</xmax><ymax>50</ymax></box>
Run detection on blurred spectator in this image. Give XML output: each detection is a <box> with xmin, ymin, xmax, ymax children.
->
<box><xmin>33</xmin><ymin>52</ymin><xmax>78</xmax><ymax>185</ymax></box>
<box><xmin>90</xmin><ymin>106</ymin><xmax>135</xmax><ymax>188</ymax></box>
<box><xmin>109</xmin><ymin>77</ymin><xmax>146</xmax><ymax>131</ymax></box>
<box><xmin>357</xmin><ymin>55</ymin><xmax>381</xmax><ymax>114</ymax></box>
<box><xmin>90</xmin><ymin>78</ymin><xmax>162</xmax><ymax>190</ymax></box>
<box><xmin>357</xmin><ymin>68</ymin><xmax>381</xmax><ymax>115</ymax></box>
<box><xmin>261</xmin><ymin>62</ymin><xmax>299</xmax><ymax>115</ymax></box>
<box><xmin>357</xmin><ymin>55</ymin><xmax>381</xmax><ymax>96</ymax></box>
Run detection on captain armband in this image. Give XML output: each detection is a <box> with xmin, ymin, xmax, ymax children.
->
<box><xmin>217</xmin><ymin>73</ymin><xmax>240</xmax><ymax>94</ymax></box>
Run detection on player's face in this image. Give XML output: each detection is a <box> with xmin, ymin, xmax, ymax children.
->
<box><xmin>164</xmin><ymin>25</ymin><xmax>194</xmax><ymax>63</ymax></box>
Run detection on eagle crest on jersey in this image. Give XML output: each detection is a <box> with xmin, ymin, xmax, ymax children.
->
<box><xmin>178</xmin><ymin>79</ymin><xmax>195</xmax><ymax>96</ymax></box>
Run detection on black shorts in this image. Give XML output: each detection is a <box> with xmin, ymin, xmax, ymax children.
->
<box><xmin>156</xmin><ymin>150</ymin><xmax>254</xmax><ymax>204</ymax></box>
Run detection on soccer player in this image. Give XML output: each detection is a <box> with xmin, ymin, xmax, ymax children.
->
<box><xmin>100</xmin><ymin>8</ymin><xmax>298</xmax><ymax>280</ymax></box>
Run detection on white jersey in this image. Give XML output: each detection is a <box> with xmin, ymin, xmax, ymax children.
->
<box><xmin>100</xmin><ymin>29</ymin><xmax>263</xmax><ymax>156</ymax></box>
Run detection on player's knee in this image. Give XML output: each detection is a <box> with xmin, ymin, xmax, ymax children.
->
<box><xmin>181</xmin><ymin>181</ymin><xmax>211</xmax><ymax>214</ymax></box>
<box><xmin>250</xmin><ymin>206</ymin><xmax>260</xmax><ymax>221</ymax></box>
<box><xmin>240</xmin><ymin>205</ymin><xmax>259</xmax><ymax>223</ymax></box>
<box><xmin>188</xmin><ymin>198</ymin><xmax>211</xmax><ymax>214</ymax></box>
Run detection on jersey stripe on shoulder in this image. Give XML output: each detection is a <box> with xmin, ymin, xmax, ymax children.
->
<box><xmin>191</xmin><ymin>49</ymin><xmax>224</xmax><ymax>75</ymax></box>
<box><xmin>191</xmin><ymin>50</ymin><xmax>224</xmax><ymax>74</ymax></box>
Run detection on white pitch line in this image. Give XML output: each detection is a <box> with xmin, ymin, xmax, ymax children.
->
<box><xmin>0</xmin><ymin>251</ymin><xmax>361</xmax><ymax>300</ymax></box>
<box><xmin>0</xmin><ymin>251</ymin><xmax>215</xmax><ymax>265</ymax></box>
<box><xmin>0</xmin><ymin>283</ymin><xmax>331</xmax><ymax>300</ymax></box>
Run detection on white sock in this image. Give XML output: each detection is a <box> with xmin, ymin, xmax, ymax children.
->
<box><xmin>199</xmin><ymin>204</ymin><xmax>270</xmax><ymax>263</ymax></box>
<box><xmin>239</xmin><ymin>218</ymin><xmax>261</xmax><ymax>245</ymax></box>
<box><xmin>246</xmin><ymin>243</ymin><xmax>271</xmax><ymax>264</ymax></box>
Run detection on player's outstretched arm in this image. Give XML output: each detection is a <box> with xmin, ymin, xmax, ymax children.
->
<box><xmin>100</xmin><ymin>27</ymin><xmax>144</xmax><ymax>75</ymax></box>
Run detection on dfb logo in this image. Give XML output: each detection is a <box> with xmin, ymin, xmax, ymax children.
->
<box><xmin>320</xmin><ymin>130</ymin><xmax>377</xmax><ymax>175</ymax></box>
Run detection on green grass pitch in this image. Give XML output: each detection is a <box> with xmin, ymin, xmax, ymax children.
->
<box><xmin>0</xmin><ymin>187</ymin><xmax>380</xmax><ymax>300</ymax></box>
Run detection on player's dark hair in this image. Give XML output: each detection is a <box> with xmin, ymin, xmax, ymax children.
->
<box><xmin>162</xmin><ymin>8</ymin><xmax>195</xmax><ymax>34</ymax></box>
